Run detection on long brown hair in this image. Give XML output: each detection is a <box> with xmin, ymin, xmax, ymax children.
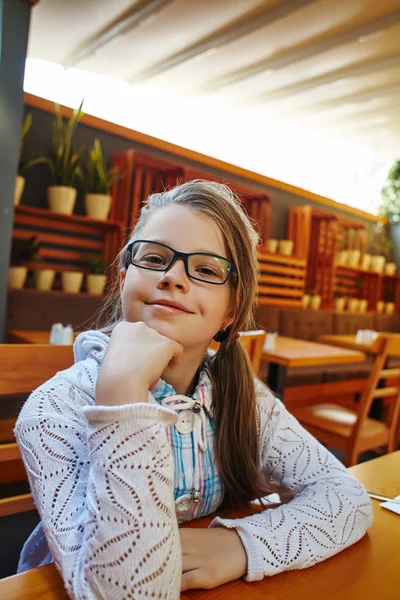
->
<box><xmin>99</xmin><ymin>180</ymin><xmax>266</xmax><ymax>507</ymax></box>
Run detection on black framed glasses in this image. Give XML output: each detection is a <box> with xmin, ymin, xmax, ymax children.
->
<box><xmin>126</xmin><ymin>240</ymin><xmax>237</xmax><ymax>285</ymax></box>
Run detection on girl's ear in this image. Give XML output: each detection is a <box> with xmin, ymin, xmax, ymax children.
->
<box><xmin>223</xmin><ymin>306</ymin><xmax>236</xmax><ymax>331</ymax></box>
<box><xmin>119</xmin><ymin>268</ymin><xmax>126</xmax><ymax>293</ymax></box>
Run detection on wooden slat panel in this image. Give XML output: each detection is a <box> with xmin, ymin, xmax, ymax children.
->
<box><xmin>260</xmin><ymin>263</ymin><xmax>306</xmax><ymax>277</ymax></box>
<box><xmin>257</xmin><ymin>297</ymin><xmax>302</xmax><ymax>308</ymax></box>
<box><xmin>13</xmin><ymin>229</ymin><xmax>103</xmax><ymax>251</ymax></box>
<box><xmin>258</xmin><ymin>286</ymin><xmax>303</xmax><ymax>298</ymax></box>
<box><xmin>257</xmin><ymin>252</ymin><xmax>306</xmax><ymax>267</ymax></box>
<box><xmin>0</xmin><ymin>443</ymin><xmax>21</xmax><ymax>462</ymax></box>
<box><xmin>258</xmin><ymin>274</ymin><xmax>304</xmax><ymax>288</ymax></box>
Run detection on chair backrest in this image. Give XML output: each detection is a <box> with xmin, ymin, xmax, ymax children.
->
<box><xmin>353</xmin><ymin>335</ymin><xmax>400</xmax><ymax>449</ymax></box>
<box><xmin>210</xmin><ymin>330</ymin><xmax>267</xmax><ymax>375</ymax></box>
<box><xmin>0</xmin><ymin>344</ymin><xmax>73</xmax><ymax>395</ymax></box>
<box><xmin>0</xmin><ymin>344</ymin><xmax>74</xmax><ymax>516</ymax></box>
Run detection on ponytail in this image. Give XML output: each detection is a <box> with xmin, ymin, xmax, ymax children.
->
<box><xmin>211</xmin><ymin>338</ymin><xmax>265</xmax><ymax>508</ymax></box>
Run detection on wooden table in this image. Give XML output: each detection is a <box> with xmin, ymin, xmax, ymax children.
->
<box><xmin>262</xmin><ymin>336</ymin><xmax>365</xmax><ymax>397</ymax></box>
<box><xmin>8</xmin><ymin>330</ymin><xmax>78</xmax><ymax>345</ymax></box>
<box><xmin>2</xmin><ymin>451</ymin><xmax>399</xmax><ymax>600</ymax></box>
<box><xmin>318</xmin><ymin>332</ymin><xmax>400</xmax><ymax>354</ymax></box>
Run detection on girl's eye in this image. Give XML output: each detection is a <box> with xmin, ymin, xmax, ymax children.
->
<box><xmin>141</xmin><ymin>254</ymin><xmax>167</xmax><ymax>266</ymax></box>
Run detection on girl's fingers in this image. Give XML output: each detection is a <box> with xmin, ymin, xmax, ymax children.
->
<box><xmin>181</xmin><ymin>568</ymin><xmax>207</xmax><ymax>592</ymax></box>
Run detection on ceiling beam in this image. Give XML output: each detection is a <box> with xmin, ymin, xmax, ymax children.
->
<box><xmin>129</xmin><ymin>0</ymin><xmax>318</xmax><ymax>83</ymax></box>
<box><xmin>245</xmin><ymin>53</ymin><xmax>400</xmax><ymax>106</ymax></box>
<box><xmin>63</xmin><ymin>0</ymin><xmax>173</xmax><ymax>68</ymax></box>
<box><xmin>201</xmin><ymin>10</ymin><xmax>400</xmax><ymax>92</ymax></box>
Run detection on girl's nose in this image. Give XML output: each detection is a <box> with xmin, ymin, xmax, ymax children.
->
<box><xmin>157</xmin><ymin>258</ymin><xmax>189</xmax><ymax>290</ymax></box>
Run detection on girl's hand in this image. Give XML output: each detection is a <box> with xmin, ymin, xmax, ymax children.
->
<box><xmin>96</xmin><ymin>321</ymin><xmax>183</xmax><ymax>406</ymax></box>
<box><xmin>180</xmin><ymin>528</ymin><xmax>247</xmax><ymax>591</ymax></box>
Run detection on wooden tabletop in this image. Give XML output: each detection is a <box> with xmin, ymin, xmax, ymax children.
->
<box><xmin>262</xmin><ymin>335</ymin><xmax>365</xmax><ymax>367</ymax></box>
<box><xmin>2</xmin><ymin>451</ymin><xmax>399</xmax><ymax>600</ymax></box>
<box><xmin>318</xmin><ymin>332</ymin><xmax>400</xmax><ymax>353</ymax></box>
<box><xmin>8</xmin><ymin>330</ymin><xmax>78</xmax><ymax>345</ymax></box>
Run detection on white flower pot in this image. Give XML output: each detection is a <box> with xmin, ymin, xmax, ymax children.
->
<box><xmin>87</xmin><ymin>274</ymin><xmax>107</xmax><ymax>295</ymax></box>
<box><xmin>376</xmin><ymin>301</ymin><xmax>385</xmax><ymax>314</ymax></box>
<box><xmin>47</xmin><ymin>186</ymin><xmax>77</xmax><ymax>215</ymax></box>
<box><xmin>370</xmin><ymin>255</ymin><xmax>385</xmax><ymax>274</ymax></box>
<box><xmin>385</xmin><ymin>262</ymin><xmax>396</xmax><ymax>276</ymax></box>
<box><xmin>266</xmin><ymin>239</ymin><xmax>278</xmax><ymax>254</ymax></box>
<box><xmin>8</xmin><ymin>266</ymin><xmax>27</xmax><ymax>289</ymax></box>
<box><xmin>302</xmin><ymin>294</ymin><xmax>311</xmax><ymax>309</ymax></box>
<box><xmin>334</xmin><ymin>297</ymin><xmax>346</xmax><ymax>311</ymax></box>
<box><xmin>348</xmin><ymin>250</ymin><xmax>361</xmax><ymax>268</ymax></box>
<box><xmin>310</xmin><ymin>295</ymin><xmax>322</xmax><ymax>310</ymax></box>
<box><xmin>279</xmin><ymin>240</ymin><xmax>294</xmax><ymax>256</ymax></box>
<box><xmin>336</xmin><ymin>250</ymin><xmax>349</xmax><ymax>266</ymax></box>
<box><xmin>359</xmin><ymin>299</ymin><xmax>368</xmax><ymax>313</ymax></box>
<box><xmin>14</xmin><ymin>175</ymin><xmax>25</xmax><ymax>206</ymax></box>
<box><xmin>84</xmin><ymin>193</ymin><xmax>112</xmax><ymax>221</ymax></box>
<box><xmin>348</xmin><ymin>298</ymin><xmax>360</xmax><ymax>313</ymax></box>
<box><xmin>361</xmin><ymin>254</ymin><xmax>371</xmax><ymax>270</ymax></box>
<box><xmin>35</xmin><ymin>269</ymin><xmax>55</xmax><ymax>291</ymax></box>
<box><xmin>62</xmin><ymin>271</ymin><xmax>83</xmax><ymax>294</ymax></box>
<box><xmin>385</xmin><ymin>302</ymin><xmax>395</xmax><ymax>315</ymax></box>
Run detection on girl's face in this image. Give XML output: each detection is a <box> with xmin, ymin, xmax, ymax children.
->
<box><xmin>120</xmin><ymin>205</ymin><xmax>235</xmax><ymax>350</ymax></box>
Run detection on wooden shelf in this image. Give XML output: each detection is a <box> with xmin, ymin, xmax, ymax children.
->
<box><xmin>257</xmin><ymin>252</ymin><xmax>306</xmax><ymax>308</ymax></box>
<box><xmin>14</xmin><ymin>205</ymin><xmax>123</xmax><ymax>230</ymax></box>
<box><xmin>8</xmin><ymin>287</ymin><xmax>105</xmax><ymax>299</ymax></box>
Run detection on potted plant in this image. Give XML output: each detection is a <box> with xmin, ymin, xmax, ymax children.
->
<box><xmin>278</xmin><ymin>239</ymin><xmax>294</xmax><ymax>256</ymax></box>
<box><xmin>84</xmin><ymin>139</ymin><xmax>122</xmax><ymax>220</ymax></box>
<box><xmin>15</xmin><ymin>114</ymin><xmax>45</xmax><ymax>206</ymax></box>
<box><xmin>84</xmin><ymin>255</ymin><xmax>109</xmax><ymax>295</ymax></box>
<box><xmin>346</xmin><ymin>228</ymin><xmax>361</xmax><ymax>267</ymax></box>
<box><xmin>380</xmin><ymin>160</ymin><xmax>400</xmax><ymax>223</ymax></box>
<box><xmin>334</xmin><ymin>290</ymin><xmax>345</xmax><ymax>312</ymax></box>
<box><xmin>8</xmin><ymin>235</ymin><xmax>40</xmax><ymax>289</ymax></box>
<box><xmin>35</xmin><ymin>267</ymin><xmax>56</xmax><ymax>292</ymax></box>
<box><xmin>302</xmin><ymin>289</ymin><xmax>312</xmax><ymax>309</ymax></box>
<box><xmin>44</xmin><ymin>101</ymin><xmax>84</xmax><ymax>215</ymax></box>
<box><xmin>266</xmin><ymin>238</ymin><xmax>278</xmax><ymax>254</ymax></box>
<box><xmin>370</xmin><ymin>222</ymin><xmax>392</xmax><ymax>273</ymax></box>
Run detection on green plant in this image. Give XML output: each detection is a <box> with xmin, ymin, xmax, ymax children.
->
<box><xmin>84</xmin><ymin>254</ymin><xmax>109</xmax><ymax>275</ymax></box>
<box><xmin>384</xmin><ymin>288</ymin><xmax>396</xmax><ymax>303</ymax></box>
<box><xmin>334</xmin><ymin>290</ymin><xmax>343</xmax><ymax>298</ymax></box>
<box><xmin>10</xmin><ymin>236</ymin><xmax>40</xmax><ymax>266</ymax></box>
<box><xmin>371</xmin><ymin>222</ymin><xmax>393</xmax><ymax>260</ymax></box>
<box><xmin>345</xmin><ymin>228</ymin><xmax>356</xmax><ymax>250</ymax></box>
<box><xmin>18</xmin><ymin>114</ymin><xmax>46</xmax><ymax>176</ymax></box>
<box><xmin>44</xmin><ymin>100</ymin><xmax>85</xmax><ymax>186</ymax></box>
<box><xmin>380</xmin><ymin>160</ymin><xmax>400</xmax><ymax>222</ymax></box>
<box><xmin>85</xmin><ymin>139</ymin><xmax>123</xmax><ymax>194</ymax></box>
<box><xmin>355</xmin><ymin>277</ymin><xmax>364</xmax><ymax>292</ymax></box>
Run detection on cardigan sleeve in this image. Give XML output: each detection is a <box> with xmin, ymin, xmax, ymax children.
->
<box><xmin>14</xmin><ymin>357</ymin><xmax>182</xmax><ymax>599</ymax></box>
<box><xmin>210</xmin><ymin>380</ymin><xmax>373</xmax><ymax>581</ymax></box>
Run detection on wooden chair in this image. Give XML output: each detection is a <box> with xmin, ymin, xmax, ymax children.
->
<box><xmin>0</xmin><ymin>344</ymin><xmax>73</xmax><ymax>517</ymax></box>
<box><xmin>210</xmin><ymin>330</ymin><xmax>267</xmax><ymax>376</ymax></box>
<box><xmin>291</xmin><ymin>335</ymin><xmax>400</xmax><ymax>466</ymax></box>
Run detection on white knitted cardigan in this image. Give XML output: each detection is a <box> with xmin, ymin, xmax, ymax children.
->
<box><xmin>15</xmin><ymin>331</ymin><xmax>373</xmax><ymax>599</ymax></box>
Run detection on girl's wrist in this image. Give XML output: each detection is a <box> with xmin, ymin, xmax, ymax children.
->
<box><xmin>96</xmin><ymin>380</ymin><xmax>149</xmax><ymax>406</ymax></box>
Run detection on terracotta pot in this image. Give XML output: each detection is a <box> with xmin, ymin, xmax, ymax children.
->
<box><xmin>84</xmin><ymin>193</ymin><xmax>112</xmax><ymax>221</ymax></box>
<box><xmin>385</xmin><ymin>302</ymin><xmax>395</xmax><ymax>315</ymax></box>
<box><xmin>87</xmin><ymin>274</ymin><xmax>107</xmax><ymax>295</ymax></box>
<box><xmin>14</xmin><ymin>175</ymin><xmax>25</xmax><ymax>206</ymax></box>
<box><xmin>47</xmin><ymin>186</ymin><xmax>77</xmax><ymax>215</ymax></box>
<box><xmin>310</xmin><ymin>295</ymin><xmax>322</xmax><ymax>310</ymax></box>
<box><xmin>376</xmin><ymin>301</ymin><xmax>385</xmax><ymax>314</ymax></box>
<box><xmin>385</xmin><ymin>262</ymin><xmax>396</xmax><ymax>276</ymax></box>
<box><xmin>334</xmin><ymin>297</ymin><xmax>346</xmax><ymax>311</ymax></box>
<box><xmin>35</xmin><ymin>269</ymin><xmax>55</xmax><ymax>291</ymax></box>
<box><xmin>347</xmin><ymin>250</ymin><xmax>361</xmax><ymax>268</ymax></box>
<box><xmin>62</xmin><ymin>271</ymin><xmax>83</xmax><ymax>294</ymax></box>
<box><xmin>370</xmin><ymin>255</ymin><xmax>385</xmax><ymax>274</ymax></box>
<box><xmin>302</xmin><ymin>294</ymin><xmax>311</xmax><ymax>309</ymax></box>
<box><xmin>279</xmin><ymin>240</ymin><xmax>294</xmax><ymax>256</ymax></box>
<box><xmin>266</xmin><ymin>239</ymin><xmax>278</xmax><ymax>254</ymax></box>
<box><xmin>8</xmin><ymin>266</ymin><xmax>27</xmax><ymax>289</ymax></box>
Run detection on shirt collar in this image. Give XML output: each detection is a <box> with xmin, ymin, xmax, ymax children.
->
<box><xmin>151</xmin><ymin>353</ymin><xmax>213</xmax><ymax>414</ymax></box>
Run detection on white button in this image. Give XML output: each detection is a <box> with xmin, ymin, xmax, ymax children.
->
<box><xmin>175</xmin><ymin>410</ymin><xmax>194</xmax><ymax>434</ymax></box>
<box><xmin>175</xmin><ymin>495</ymin><xmax>192</xmax><ymax>513</ymax></box>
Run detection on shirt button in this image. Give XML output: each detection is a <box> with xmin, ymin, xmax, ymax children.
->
<box><xmin>175</xmin><ymin>410</ymin><xmax>194</xmax><ymax>434</ymax></box>
<box><xmin>175</xmin><ymin>495</ymin><xmax>192</xmax><ymax>513</ymax></box>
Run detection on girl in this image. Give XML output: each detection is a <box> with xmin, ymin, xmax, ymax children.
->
<box><xmin>15</xmin><ymin>180</ymin><xmax>373</xmax><ymax>599</ymax></box>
